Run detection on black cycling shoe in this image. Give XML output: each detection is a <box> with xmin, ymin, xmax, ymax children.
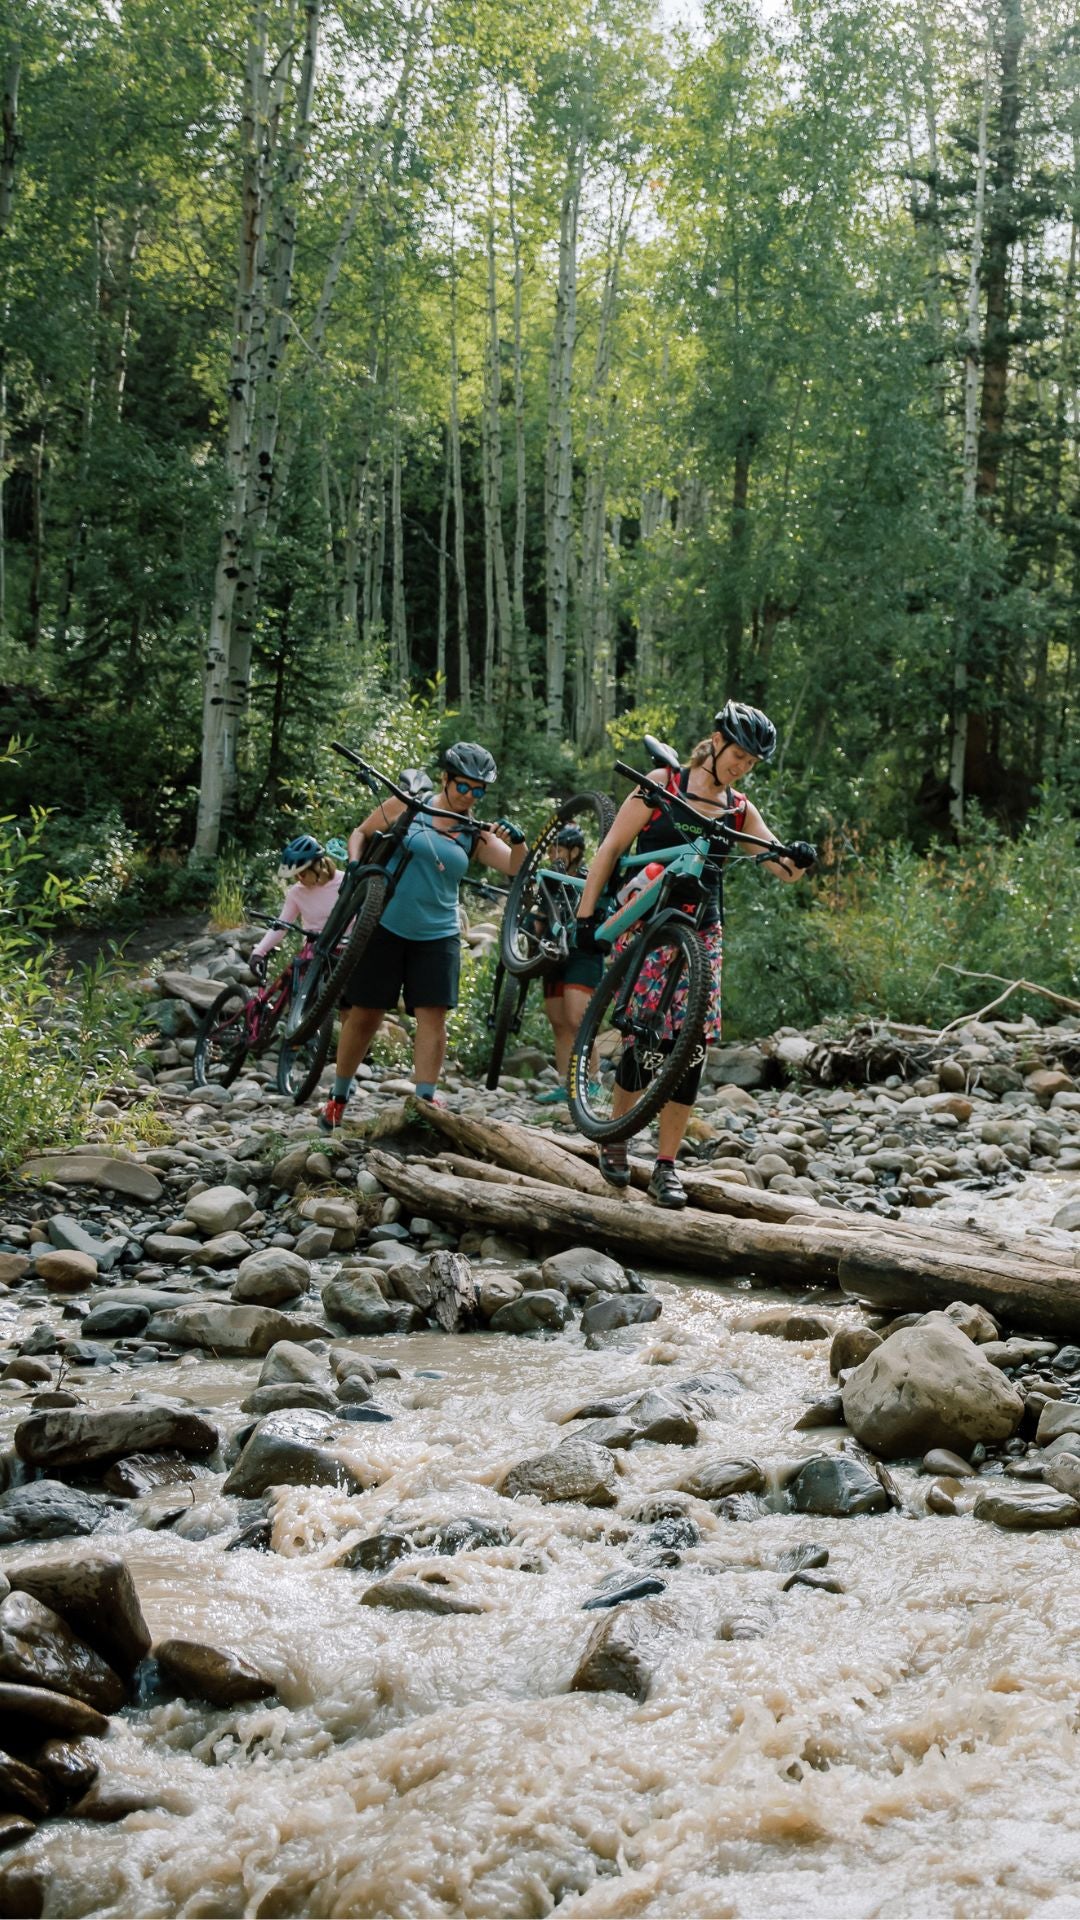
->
<box><xmin>647</xmin><ymin>1160</ymin><xmax>687</xmax><ymax>1209</ymax></box>
<box><xmin>598</xmin><ymin>1142</ymin><xmax>631</xmax><ymax>1189</ymax></box>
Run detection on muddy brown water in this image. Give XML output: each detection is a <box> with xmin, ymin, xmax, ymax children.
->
<box><xmin>4</xmin><ymin>1184</ymin><xmax>1080</xmax><ymax>1916</ymax></box>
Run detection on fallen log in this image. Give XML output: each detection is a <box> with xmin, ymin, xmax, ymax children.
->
<box><xmin>367</xmin><ymin>1153</ymin><xmax>1080</xmax><ymax>1329</ymax></box>
<box><xmin>402</xmin><ymin>1103</ymin><xmax>612</xmax><ymax>1197</ymax></box>
<box><xmin>838</xmin><ymin>1243</ymin><xmax>1080</xmax><ymax>1342</ymax></box>
<box><xmin>427</xmin><ymin>1251</ymin><xmax>478</xmax><ymax>1333</ymax></box>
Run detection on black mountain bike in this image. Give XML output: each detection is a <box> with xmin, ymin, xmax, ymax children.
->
<box><xmin>285</xmin><ymin>744</ymin><xmax>502</xmax><ymax>1046</ymax></box>
<box><xmin>567</xmin><ymin>741</ymin><xmax>811</xmax><ymax>1143</ymax></box>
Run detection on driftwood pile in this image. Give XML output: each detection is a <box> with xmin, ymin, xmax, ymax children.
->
<box><xmin>366</xmin><ymin>1103</ymin><xmax>1080</xmax><ymax>1342</ymax></box>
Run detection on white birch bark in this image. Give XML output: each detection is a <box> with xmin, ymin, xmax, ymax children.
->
<box><xmin>448</xmin><ymin>227</ymin><xmax>470</xmax><ymax>710</ymax></box>
<box><xmin>483</xmin><ymin>139</ymin><xmax>514</xmax><ymax>713</ymax></box>
<box><xmin>948</xmin><ymin>55</ymin><xmax>990</xmax><ymax>833</ymax></box>
<box><xmin>505</xmin><ymin>93</ymin><xmax>529</xmax><ymax>708</ymax></box>
<box><xmin>436</xmin><ymin>422</ymin><xmax>449</xmax><ymax>706</ymax></box>
<box><xmin>0</xmin><ymin>55</ymin><xmax>22</xmax><ymax>637</ymax></box>
<box><xmin>390</xmin><ymin>361</ymin><xmax>408</xmax><ymax>683</ymax></box>
<box><xmin>194</xmin><ymin>12</ymin><xmax>271</xmax><ymax>857</ymax></box>
<box><xmin>544</xmin><ymin>133</ymin><xmax>584</xmax><ymax>736</ymax></box>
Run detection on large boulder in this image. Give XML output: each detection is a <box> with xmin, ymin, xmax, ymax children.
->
<box><xmin>5</xmin><ymin>1555</ymin><xmax>150</xmax><ymax>1675</ymax></box>
<box><xmin>841</xmin><ymin>1313</ymin><xmax>1024</xmax><ymax>1460</ymax></box>
<box><xmin>146</xmin><ymin>1303</ymin><xmax>328</xmax><ymax>1355</ymax></box>
<box><xmin>501</xmin><ymin>1439</ymin><xmax>618</xmax><ymax>1508</ymax></box>
<box><xmin>0</xmin><ymin>1592</ymin><xmax>126</xmax><ymax>1714</ymax></box>
<box><xmin>540</xmin><ymin>1248</ymin><xmax>628</xmax><ymax>1297</ymax></box>
<box><xmin>182</xmin><ymin>1185</ymin><xmax>255</xmax><ymax>1237</ymax></box>
<box><xmin>232</xmin><ymin>1248</ymin><xmax>311</xmax><ymax>1307</ymax></box>
<box><xmin>14</xmin><ymin>1403</ymin><xmax>218</xmax><ymax>1469</ymax></box>
<box><xmin>0</xmin><ymin>1482</ymin><xmax>116</xmax><ymax>1546</ymax></box>
<box><xmin>489</xmin><ymin>1290</ymin><xmax>573</xmax><ymax>1335</ymax></box>
<box><xmin>222</xmin><ymin>1409</ymin><xmax>370</xmax><ymax>1498</ymax></box>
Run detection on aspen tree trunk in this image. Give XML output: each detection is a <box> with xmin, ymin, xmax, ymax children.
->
<box><xmin>544</xmin><ymin>134</ymin><xmax>584</xmax><ymax>736</ymax></box>
<box><xmin>194</xmin><ymin>12</ymin><xmax>271</xmax><ymax>857</ymax></box>
<box><xmin>340</xmin><ymin>461</ymin><xmax>360</xmax><ymax>639</ymax></box>
<box><xmin>1033</xmin><ymin>191</ymin><xmax>1076</xmax><ymax>769</ymax></box>
<box><xmin>319</xmin><ymin>449</ymin><xmax>337</xmax><ymax>633</ymax></box>
<box><xmin>505</xmin><ymin>93</ymin><xmax>530</xmax><ymax>709</ymax></box>
<box><xmin>483</xmin><ymin>140</ymin><xmax>514</xmax><ymax>714</ymax></box>
<box><xmin>436</xmin><ymin>423</ymin><xmax>449</xmax><ymax>706</ymax></box>
<box><xmin>448</xmin><ymin>230</ymin><xmax>470</xmax><ymax>710</ymax></box>
<box><xmin>224</xmin><ymin>0</ymin><xmax>321</xmax><ymax>830</ymax></box>
<box><xmin>0</xmin><ymin>55</ymin><xmax>21</xmax><ymax>638</ymax></box>
<box><xmin>390</xmin><ymin>362</ymin><xmax>408</xmax><ymax>683</ymax></box>
<box><xmin>948</xmin><ymin>56</ymin><xmax>990</xmax><ymax>831</ymax></box>
<box><xmin>54</xmin><ymin>216</ymin><xmax>101</xmax><ymax>650</ymax></box>
<box><xmin>636</xmin><ymin>485</ymin><xmax>668</xmax><ymax>691</ymax></box>
<box><xmin>578</xmin><ymin>191</ymin><xmax>632</xmax><ymax>751</ymax></box>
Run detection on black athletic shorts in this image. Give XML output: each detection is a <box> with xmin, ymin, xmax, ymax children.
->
<box><xmin>339</xmin><ymin>925</ymin><xmax>461</xmax><ymax>1013</ymax></box>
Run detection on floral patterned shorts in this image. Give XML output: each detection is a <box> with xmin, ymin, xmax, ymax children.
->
<box><xmin>614</xmin><ymin>920</ymin><xmax>723</xmax><ymax>1047</ymax></box>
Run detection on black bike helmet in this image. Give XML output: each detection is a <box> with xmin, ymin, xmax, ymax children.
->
<box><xmin>281</xmin><ymin>833</ymin><xmax>325</xmax><ymax>869</ymax></box>
<box><xmin>399</xmin><ymin>767</ymin><xmax>435</xmax><ymax>801</ymax></box>
<box><xmin>556</xmin><ymin>824</ymin><xmax>586</xmax><ymax>851</ymax></box>
<box><xmin>714</xmin><ymin>700</ymin><xmax>777</xmax><ymax>763</ymax></box>
<box><xmin>442</xmin><ymin>741</ymin><xmax>497</xmax><ymax>787</ymax></box>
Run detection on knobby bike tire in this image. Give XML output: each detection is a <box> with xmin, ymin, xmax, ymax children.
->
<box><xmin>287</xmin><ymin>870</ymin><xmax>390</xmax><ymax>1045</ymax></box>
<box><xmin>567</xmin><ymin>916</ymin><xmax>710</xmax><ymax>1143</ymax></box>
<box><xmin>277</xmin><ymin>1010</ymin><xmax>334</xmax><ymax>1104</ymax></box>
<box><xmin>485</xmin><ymin>967</ymin><xmax>530</xmax><ymax>1091</ymax></box>
<box><xmin>193</xmin><ymin>984</ymin><xmax>252</xmax><ymax>1089</ymax></box>
<box><xmin>501</xmin><ymin>790</ymin><xmax>617</xmax><ymax>979</ymax></box>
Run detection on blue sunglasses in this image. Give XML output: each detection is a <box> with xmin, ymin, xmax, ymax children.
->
<box><xmin>451</xmin><ymin>779</ymin><xmax>486</xmax><ymax>799</ymax></box>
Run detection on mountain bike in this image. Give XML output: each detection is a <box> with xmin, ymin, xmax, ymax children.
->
<box><xmin>567</xmin><ymin>740</ymin><xmax>811</xmax><ymax>1143</ymax></box>
<box><xmin>285</xmin><ymin>744</ymin><xmax>503</xmax><ymax>1046</ymax></box>
<box><xmin>500</xmin><ymin>791</ymin><xmax>615</xmax><ymax>978</ymax></box>
<box><xmin>192</xmin><ymin>914</ymin><xmax>334</xmax><ymax>1102</ymax></box>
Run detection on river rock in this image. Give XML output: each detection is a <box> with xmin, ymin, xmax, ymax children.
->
<box><xmin>299</xmin><ymin>1197</ymin><xmax>359</xmax><ymax>1250</ymax></box>
<box><xmin>1042</xmin><ymin>1456</ymin><xmax>1080</xmax><ymax>1500</ymax></box>
<box><xmin>489</xmin><ymin>1290</ymin><xmax>573</xmax><ymax>1334</ymax></box>
<box><xmin>0</xmin><ymin>1591</ymin><xmax>126</xmax><ymax>1713</ymax></box>
<box><xmin>476</xmin><ymin>1274</ymin><xmax>523</xmax><ymax>1318</ymax></box>
<box><xmin>14</xmin><ymin>1402</ymin><xmax>218</xmax><ymax>1468</ymax></box>
<box><xmin>258</xmin><ymin>1341</ymin><xmax>330</xmax><ymax>1388</ymax></box>
<box><xmin>242</xmin><ymin>1382</ymin><xmax>339</xmax><ymax>1415</ymax></box>
<box><xmin>103</xmin><ymin>1451</ymin><xmax>207</xmax><ymax>1496</ymax></box>
<box><xmin>34</xmin><ymin>1250</ymin><xmax>98</xmax><ymax>1292</ymax></box>
<box><xmin>0</xmin><ymin>1253</ymin><xmax>29</xmax><ymax>1285</ymax></box>
<box><xmin>17</xmin><ymin>1154</ymin><xmax>163</xmax><ymax>1203</ymax></box>
<box><xmin>830</xmin><ymin>1327</ymin><xmax>882</xmax><ymax>1375</ymax></box>
<box><xmin>973</xmin><ymin>1485</ymin><xmax>1080</xmax><ymax>1529</ymax></box>
<box><xmin>0</xmin><ymin>1681</ymin><xmax>109</xmax><ymax>1740</ymax></box>
<box><xmin>33</xmin><ymin>1737</ymin><xmax>99</xmax><ymax>1804</ymax></box>
<box><xmin>182</xmin><ymin>1186</ymin><xmax>255</xmax><ymax>1237</ymax></box>
<box><xmin>222</xmin><ymin>1409</ymin><xmax>369</xmax><ymax>1498</ymax></box>
<box><xmin>156</xmin><ymin>970</ymin><xmax>225</xmax><ymax>1009</ymax></box>
<box><xmin>0</xmin><ymin>1753</ymin><xmax>51</xmax><ymax>1820</ymax></box>
<box><xmin>360</xmin><ymin>1573</ymin><xmax>485</xmax><ymax>1615</ymax></box>
<box><xmin>678</xmin><ymin>1454</ymin><xmax>765</xmax><ymax>1500</ymax></box>
<box><xmin>921</xmin><ymin>1448</ymin><xmax>974</xmax><ymax>1477</ymax></box>
<box><xmin>1035</xmin><ymin>1402</ymin><xmax>1080</xmax><ymax>1445</ymax></box>
<box><xmin>147</xmin><ymin>1303</ymin><xmax>327</xmax><ymax>1354</ymax></box>
<box><xmin>143</xmin><ymin>1233</ymin><xmax>204</xmax><ymax>1265</ymax></box>
<box><xmin>270</xmin><ymin>1144</ymin><xmax>311</xmax><ymax>1191</ymax></box>
<box><xmin>941</xmin><ymin>1300</ymin><xmax>1000</xmax><ymax>1344</ymax></box>
<box><xmin>581</xmin><ymin>1293</ymin><xmax>662</xmax><ymax>1335</ymax></box>
<box><xmin>1052</xmin><ymin>1200</ymin><xmax>1080</xmax><ymax>1233</ymax></box>
<box><xmin>502</xmin><ymin>1439</ymin><xmax>619</xmax><ymax>1507</ymax></box>
<box><xmin>788</xmin><ymin>1454</ymin><xmax>889</xmax><ymax>1517</ymax></box>
<box><xmin>624</xmin><ymin>1391</ymin><xmax>698</xmax><ymax>1446</ymax></box>
<box><xmin>321</xmin><ymin>1277</ymin><xmax>416</xmax><ymax>1336</ymax></box>
<box><xmin>185</xmin><ymin>1231</ymin><xmax>253</xmax><ymax>1268</ymax></box>
<box><xmin>232</xmin><ymin>1248</ymin><xmax>311</xmax><ymax>1306</ymax></box>
<box><xmin>0</xmin><ymin>1482</ymin><xmax>117</xmax><ymax>1545</ymax></box>
<box><xmin>45</xmin><ymin>1217</ymin><xmax>125</xmax><ymax>1271</ymax></box>
<box><xmin>2</xmin><ymin>1557</ymin><xmax>150</xmax><ymax>1681</ymax></box>
<box><xmin>732</xmin><ymin>1307</ymin><xmax>834</xmax><ymax>1340</ymax></box>
<box><xmin>570</xmin><ymin>1597</ymin><xmax>675</xmax><ymax>1702</ymax></box>
<box><xmin>82</xmin><ymin>1301</ymin><xmax>151</xmax><ymax>1338</ymax></box>
<box><xmin>841</xmin><ymin>1313</ymin><xmax>1024</xmax><ymax>1460</ymax></box>
<box><xmin>2</xmin><ymin>1357</ymin><xmax>52</xmax><ymax>1385</ymax></box>
<box><xmin>154</xmin><ymin>1638</ymin><xmax>275</xmax><ymax>1706</ymax></box>
<box><xmin>541</xmin><ymin>1247</ymin><xmax>628</xmax><ymax>1297</ymax></box>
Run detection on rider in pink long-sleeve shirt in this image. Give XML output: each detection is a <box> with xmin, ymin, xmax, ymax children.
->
<box><xmin>248</xmin><ymin>835</ymin><xmax>345</xmax><ymax>978</ymax></box>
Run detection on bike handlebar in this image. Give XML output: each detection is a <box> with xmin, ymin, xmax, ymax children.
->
<box><xmin>330</xmin><ymin>741</ymin><xmax>500</xmax><ymax>835</ymax></box>
<box><xmin>612</xmin><ymin>759</ymin><xmax>802</xmax><ymax>864</ymax></box>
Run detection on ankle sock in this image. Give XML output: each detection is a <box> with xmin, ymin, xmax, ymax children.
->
<box><xmin>655</xmin><ymin>1157</ymin><xmax>675</xmax><ymax>1168</ymax></box>
<box><xmin>332</xmin><ymin>1075</ymin><xmax>353</xmax><ymax>1103</ymax></box>
<box><xmin>415</xmin><ymin>1081</ymin><xmax>437</xmax><ymax>1100</ymax></box>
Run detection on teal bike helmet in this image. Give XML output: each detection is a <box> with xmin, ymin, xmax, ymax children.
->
<box><xmin>281</xmin><ymin>834</ymin><xmax>324</xmax><ymax>869</ymax></box>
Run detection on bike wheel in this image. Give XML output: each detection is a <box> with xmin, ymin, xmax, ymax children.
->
<box><xmin>277</xmin><ymin>1010</ymin><xmax>334</xmax><ymax>1104</ymax></box>
<box><xmin>567</xmin><ymin>917</ymin><xmax>710</xmax><ymax>1142</ymax></box>
<box><xmin>485</xmin><ymin>966</ymin><xmax>530</xmax><ymax>1091</ymax></box>
<box><xmin>287</xmin><ymin>870</ymin><xmax>389</xmax><ymax>1045</ymax></box>
<box><xmin>193</xmin><ymin>985</ymin><xmax>252</xmax><ymax>1089</ymax></box>
<box><xmin>501</xmin><ymin>790</ymin><xmax>617</xmax><ymax>979</ymax></box>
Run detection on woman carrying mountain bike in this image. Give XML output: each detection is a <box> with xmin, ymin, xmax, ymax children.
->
<box><xmin>574</xmin><ymin>701</ymin><xmax>815</xmax><ymax>1208</ymax></box>
<box><xmin>320</xmin><ymin>742</ymin><xmax>527</xmax><ymax>1130</ymax></box>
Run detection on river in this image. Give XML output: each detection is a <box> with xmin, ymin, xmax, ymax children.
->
<box><xmin>5</xmin><ymin>1202</ymin><xmax>1080</xmax><ymax>1919</ymax></box>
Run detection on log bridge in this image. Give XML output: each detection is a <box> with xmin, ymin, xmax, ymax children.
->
<box><xmin>364</xmin><ymin>1103</ymin><xmax>1080</xmax><ymax>1341</ymax></box>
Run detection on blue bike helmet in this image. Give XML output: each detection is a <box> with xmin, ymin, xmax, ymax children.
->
<box><xmin>325</xmin><ymin>837</ymin><xmax>349</xmax><ymax>861</ymax></box>
<box><xmin>281</xmin><ymin>834</ymin><xmax>324</xmax><ymax>870</ymax></box>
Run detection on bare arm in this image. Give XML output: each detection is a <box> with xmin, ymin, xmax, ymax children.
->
<box><xmin>743</xmin><ymin>799</ymin><xmax>804</xmax><ymax>882</ymax></box>
<box><xmin>576</xmin><ymin>779</ymin><xmax>665</xmax><ymax>915</ymax></box>
<box><xmin>347</xmin><ymin>795</ymin><xmax>407</xmax><ymax>862</ymax></box>
<box><xmin>475</xmin><ymin>828</ymin><xmax>528</xmax><ymax>877</ymax></box>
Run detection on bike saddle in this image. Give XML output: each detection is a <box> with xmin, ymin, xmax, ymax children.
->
<box><xmin>643</xmin><ymin>734</ymin><xmax>680</xmax><ymax>772</ymax></box>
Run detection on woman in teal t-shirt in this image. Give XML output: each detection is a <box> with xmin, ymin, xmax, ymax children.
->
<box><xmin>320</xmin><ymin>743</ymin><xmax>527</xmax><ymax>1130</ymax></box>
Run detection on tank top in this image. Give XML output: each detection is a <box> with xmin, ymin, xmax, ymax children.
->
<box><xmin>635</xmin><ymin>767</ymin><xmax>747</xmax><ymax>928</ymax></box>
<box><xmin>381</xmin><ymin>815</ymin><xmax>476</xmax><ymax>941</ymax></box>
